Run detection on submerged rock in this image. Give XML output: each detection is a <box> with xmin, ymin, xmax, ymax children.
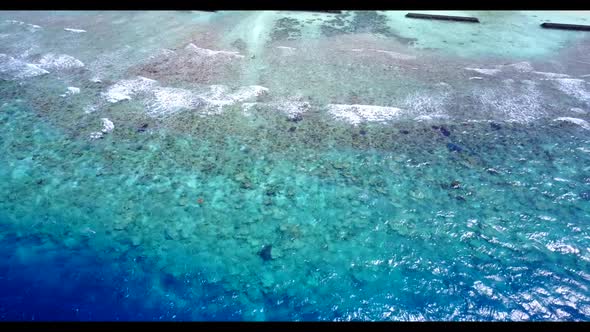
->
<box><xmin>113</xmin><ymin>222</ymin><xmax>127</xmax><ymax>231</ymax></box>
<box><xmin>259</xmin><ymin>244</ymin><xmax>273</xmax><ymax>261</ymax></box>
<box><xmin>235</xmin><ymin>172</ymin><xmax>253</xmax><ymax>189</ymax></box>
<box><xmin>432</xmin><ymin>125</ymin><xmax>450</xmax><ymax>137</ymax></box>
<box><xmin>165</xmin><ymin>227</ymin><xmax>178</xmax><ymax>240</ymax></box>
<box><xmin>447</xmin><ymin>142</ymin><xmax>463</xmax><ymax>152</ymax></box>
<box><xmin>137</xmin><ymin>123</ymin><xmax>149</xmax><ymax>132</ymax></box>
<box><xmin>265</xmin><ymin>184</ymin><xmax>279</xmax><ymax>196</ymax></box>
<box><xmin>131</xmin><ymin>235</ymin><xmax>142</xmax><ymax>246</ymax></box>
<box><xmin>287</xmin><ymin>113</ymin><xmax>303</xmax><ymax>122</ymax></box>
<box><xmin>230</xmin><ymin>38</ymin><xmax>248</xmax><ymax>52</ymax></box>
<box><xmin>486</xmin><ymin>168</ymin><xmax>500</xmax><ymax>175</ymax></box>
<box><xmin>375</xmin><ymin>186</ymin><xmax>388</xmax><ymax>195</ymax></box>
<box><xmin>332</xmin><ymin>161</ymin><xmax>350</xmax><ymax>170</ymax></box>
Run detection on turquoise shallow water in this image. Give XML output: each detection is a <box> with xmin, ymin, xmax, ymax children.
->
<box><xmin>1</xmin><ymin>11</ymin><xmax>590</xmax><ymax>321</ymax></box>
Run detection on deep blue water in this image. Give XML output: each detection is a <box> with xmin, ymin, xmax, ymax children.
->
<box><xmin>0</xmin><ymin>221</ymin><xmax>156</xmax><ymax>321</ymax></box>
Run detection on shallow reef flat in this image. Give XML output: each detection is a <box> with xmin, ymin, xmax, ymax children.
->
<box><xmin>0</xmin><ymin>11</ymin><xmax>589</xmax><ymax>321</ymax></box>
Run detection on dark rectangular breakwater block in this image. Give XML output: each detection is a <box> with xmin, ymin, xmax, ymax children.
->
<box><xmin>405</xmin><ymin>13</ymin><xmax>480</xmax><ymax>23</ymax></box>
<box><xmin>541</xmin><ymin>22</ymin><xmax>590</xmax><ymax>31</ymax></box>
<box><xmin>305</xmin><ymin>11</ymin><xmax>342</xmax><ymax>14</ymax></box>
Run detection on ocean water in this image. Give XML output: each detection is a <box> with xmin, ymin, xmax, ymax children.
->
<box><xmin>1</xmin><ymin>11</ymin><xmax>590</xmax><ymax>321</ymax></box>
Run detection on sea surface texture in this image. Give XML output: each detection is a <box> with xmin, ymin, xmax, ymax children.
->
<box><xmin>1</xmin><ymin>11</ymin><xmax>590</xmax><ymax>321</ymax></box>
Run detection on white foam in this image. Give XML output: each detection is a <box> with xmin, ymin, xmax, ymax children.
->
<box><xmin>570</xmin><ymin>107</ymin><xmax>588</xmax><ymax>114</ymax></box>
<box><xmin>502</xmin><ymin>62</ymin><xmax>534</xmax><ymax>73</ymax></box>
<box><xmin>510</xmin><ymin>310</ymin><xmax>530</xmax><ymax>321</ymax></box>
<box><xmin>414</xmin><ymin>114</ymin><xmax>449</xmax><ymax>121</ymax></box>
<box><xmin>546</xmin><ymin>242</ymin><xmax>580</xmax><ymax>255</ymax></box>
<box><xmin>89</xmin><ymin>132</ymin><xmax>103</xmax><ymax>139</ymax></box>
<box><xmin>5</xmin><ymin>20</ymin><xmax>41</xmax><ymax>32</ymax></box>
<box><xmin>465</xmin><ymin>62</ymin><xmax>533</xmax><ymax>76</ymax></box>
<box><xmin>230</xmin><ymin>85</ymin><xmax>269</xmax><ymax>102</ymax></box>
<box><xmin>476</xmin><ymin>82</ymin><xmax>542</xmax><ymax>123</ymax></box>
<box><xmin>465</xmin><ymin>67</ymin><xmax>501</xmax><ymax>76</ymax></box>
<box><xmin>403</xmin><ymin>91</ymin><xmax>450</xmax><ymax>120</ymax></box>
<box><xmin>17</xmin><ymin>47</ymin><xmax>37</xmax><ymax>60</ymax></box>
<box><xmin>414</xmin><ymin>115</ymin><xmax>434</xmax><ymax>121</ymax></box>
<box><xmin>276</xmin><ymin>46</ymin><xmax>297</xmax><ymax>56</ymax></box>
<box><xmin>37</xmin><ymin>53</ymin><xmax>85</xmax><ymax>70</ymax></box>
<box><xmin>147</xmin><ymin>48</ymin><xmax>176</xmax><ymax>61</ymax></box>
<box><xmin>60</xmin><ymin>86</ymin><xmax>80</xmax><ymax>97</ymax></box>
<box><xmin>102</xmin><ymin>76</ymin><xmax>158</xmax><ymax>103</ymax></box>
<box><xmin>161</xmin><ymin>49</ymin><xmax>175</xmax><ymax>56</ymax></box>
<box><xmin>198</xmin><ymin>84</ymin><xmax>233</xmax><ymax>110</ymax></box>
<box><xmin>185</xmin><ymin>43</ymin><xmax>244</xmax><ymax>59</ymax></box>
<box><xmin>89</xmin><ymin>118</ymin><xmax>114</xmax><ymax>139</ymax></box>
<box><xmin>83</xmin><ymin>105</ymin><xmax>97</xmax><ymax>114</ymax></box>
<box><xmin>275</xmin><ymin>100</ymin><xmax>310</xmax><ymax>119</ymax></box>
<box><xmin>86</xmin><ymin>45</ymin><xmax>133</xmax><ymax>80</ymax></box>
<box><xmin>146</xmin><ymin>87</ymin><xmax>203</xmax><ymax>117</ymax></box>
<box><xmin>532</xmin><ymin>71</ymin><xmax>570</xmax><ymax>78</ymax></box>
<box><xmin>371</xmin><ymin>49</ymin><xmax>416</xmax><ymax>60</ymax></box>
<box><xmin>198</xmin><ymin>85</ymin><xmax>269</xmax><ymax>113</ymax></box>
<box><xmin>64</xmin><ymin>28</ymin><xmax>86</xmax><ymax>33</ymax></box>
<box><xmin>105</xmin><ymin>91</ymin><xmax>131</xmax><ymax>103</ymax></box>
<box><xmin>521</xmin><ymin>79</ymin><xmax>536</xmax><ymax>86</ymax></box>
<box><xmin>469</xmin><ymin>76</ymin><xmax>484</xmax><ymax>80</ymax></box>
<box><xmin>240</xmin><ymin>98</ymin><xmax>309</xmax><ymax>119</ymax></box>
<box><xmin>103</xmin><ymin>77</ymin><xmax>268</xmax><ymax>117</ymax></box>
<box><xmin>346</xmin><ymin>48</ymin><xmax>415</xmax><ymax>60</ymax></box>
<box><xmin>552</xmin><ymin>178</ymin><xmax>570</xmax><ymax>183</ymax></box>
<box><xmin>102</xmin><ymin>118</ymin><xmax>114</xmax><ymax>132</ymax></box>
<box><xmin>473</xmin><ymin>281</ymin><xmax>494</xmax><ymax>298</ymax></box>
<box><xmin>553</xmin><ymin>117</ymin><xmax>590</xmax><ymax>130</ymax></box>
<box><xmin>242</xmin><ymin>102</ymin><xmax>258</xmax><ymax>116</ymax></box>
<box><xmin>22</xmin><ymin>63</ymin><xmax>48</xmax><ymax>78</ymax></box>
<box><xmin>0</xmin><ymin>54</ymin><xmax>49</xmax><ymax>79</ymax></box>
<box><xmin>553</xmin><ymin>78</ymin><xmax>590</xmax><ymax>104</ymax></box>
<box><xmin>326</xmin><ymin>104</ymin><xmax>402</xmax><ymax>125</ymax></box>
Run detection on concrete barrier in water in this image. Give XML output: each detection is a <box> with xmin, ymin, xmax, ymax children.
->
<box><xmin>405</xmin><ymin>13</ymin><xmax>480</xmax><ymax>23</ymax></box>
<box><xmin>541</xmin><ymin>22</ymin><xmax>590</xmax><ymax>31</ymax></box>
